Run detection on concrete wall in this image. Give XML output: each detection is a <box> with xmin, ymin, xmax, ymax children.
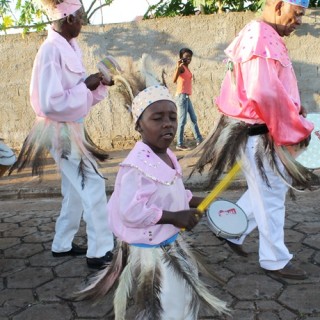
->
<box><xmin>1</xmin><ymin>10</ymin><xmax>320</xmax><ymax>150</ymax></box>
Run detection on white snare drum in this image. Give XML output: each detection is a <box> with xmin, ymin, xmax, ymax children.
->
<box><xmin>295</xmin><ymin>113</ymin><xmax>320</xmax><ymax>170</ymax></box>
<box><xmin>0</xmin><ymin>140</ymin><xmax>16</xmax><ymax>177</ymax></box>
<box><xmin>97</xmin><ymin>55</ymin><xmax>122</xmax><ymax>83</ymax></box>
<box><xmin>206</xmin><ymin>199</ymin><xmax>248</xmax><ymax>239</ymax></box>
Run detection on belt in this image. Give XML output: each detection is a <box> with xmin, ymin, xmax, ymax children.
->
<box><xmin>246</xmin><ymin>123</ymin><xmax>269</xmax><ymax>136</ymax></box>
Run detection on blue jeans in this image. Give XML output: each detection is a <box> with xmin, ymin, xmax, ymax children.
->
<box><xmin>176</xmin><ymin>93</ymin><xmax>203</xmax><ymax>146</ymax></box>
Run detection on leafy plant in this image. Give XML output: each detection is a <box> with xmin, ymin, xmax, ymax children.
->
<box><xmin>0</xmin><ymin>0</ymin><xmax>114</xmax><ymax>34</ymax></box>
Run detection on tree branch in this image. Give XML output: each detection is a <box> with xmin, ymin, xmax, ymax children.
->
<box><xmin>87</xmin><ymin>3</ymin><xmax>112</xmax><ymax>22</ymax></box>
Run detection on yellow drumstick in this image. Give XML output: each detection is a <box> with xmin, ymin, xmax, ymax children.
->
<box><xmin>181</xmin><ymin>162</ymin><xmax>242</xmax><ymax>232</ymax></box>
<box><xmin>197</xmin><ymin>161</ymin><xmax>242</xmax><ymax>213</ymax></box>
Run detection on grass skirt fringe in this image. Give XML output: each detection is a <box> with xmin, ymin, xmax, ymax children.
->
<box><xmin>73</xmin><ymin>237</ymin><xmax>230</xmax><ymax>319</ymax></box>
<box><xmin>9</xmin><ymin>117</ymin><xmax>109</xmax><ymax>184</ymax></box>
<box><xmin>192</xmin><ymin>115</ymin><xmax>319</xmax><ymax>191</ymax></box>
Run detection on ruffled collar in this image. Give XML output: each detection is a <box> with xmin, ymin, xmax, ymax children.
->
<box><xmin>47</xmin><ymin>26</ymin><xmax>82</xmax><ymax>60</ymax></box>
<box><xmin>120</xmin><ymin>141</ymin><xmax>182</xmax><ymax>185</ymax></box>
<box><xmin>225</xmin><ymin>20</ymin><xmax>291</xmax><ymax>67</ymax></box>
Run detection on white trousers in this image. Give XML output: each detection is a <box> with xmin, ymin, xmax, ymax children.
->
<box><xmin>51</xmin><ymin>147</ymin><xmax>114</xmax><ymax>258</ymax></box>
<box><xmin>160</xmin><ymin>259</ymin><xmax>198</xmax><ymax>320</ymax></box>
<box><xmin>228</xmin><ymin>136</ymin><xmax>293</xmax><ymax>270</ymax></box>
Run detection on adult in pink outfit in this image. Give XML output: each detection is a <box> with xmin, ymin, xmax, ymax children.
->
<box><xmin>10</xmin><ymin>0</ymin><xmax>114</xmax><ymax>269</ymax></box>
<box><xmin>194</xmin><ymin>0</ymin><xmax>319</xmax><ymax>280</ymax></box>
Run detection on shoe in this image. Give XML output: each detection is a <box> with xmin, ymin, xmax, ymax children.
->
<box><xmin>52</xmin><ymin>243</ymin><xmax>87</xmax><ymax>257</ymax></box>
<box><xmin>176</xmin><ymin>145</ymin><xmax>190</xmax><ymax>151</ymax></box>
<box><xmin>267</xmin><ymin>262</ymin><xmax>308</xmax><ymax>280</ymax></box>
<box><xmin>224</xmin><ymin>239</ymin><xmax>248</xmax><ymax>257</ymax></box>
<box><xmin>87</xmin><ymin>251</ymin><xmax>114</xmax><ymax>269</ymax></box>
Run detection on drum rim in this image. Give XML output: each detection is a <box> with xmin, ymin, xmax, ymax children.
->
<box><xmin>295</xmin><ymin>112</ymin><xmax>320</xmax><ymax>170</ymax></box>
<box><xmin>206</xmin><ymin>199</ymin><xmax>248</xmax><ymax>238</ymax></box>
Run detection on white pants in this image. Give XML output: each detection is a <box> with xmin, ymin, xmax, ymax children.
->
<box><xmin>228</xmin><ymin>136</ymin><xmax>293</xmax><ymax>270</ymax></box>
<box><xmin>51</xmin><ymin>147</ymin><xmax>114</xmax><ymax>258</ymax></box>
<box><xmin>160</xmin><ymin>259</ymin><xmax>198</xmax><ymax>320</ymax></box>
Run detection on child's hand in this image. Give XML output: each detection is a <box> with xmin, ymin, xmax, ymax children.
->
<box><xmin>176</xmin><ymin>59</ymin><xmax>185</xmax><ymax>70</ymax></box>
<box><xmin>160</xmin><ymin>209</ymin><xmax>201</xmax><ymax>231</ymax></box>
<box><xmin>84</xmin><ymin>73</ymin><xmax>102</xmax><ymax>91</ymax></box>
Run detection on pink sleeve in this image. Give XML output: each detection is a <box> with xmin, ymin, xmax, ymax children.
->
<box><xmin>118</xmin><ymin>169</ymin><xmax>163</xmax><ymax>228</ymax></box>
<box><xmin>185</xmin><ymin>189</ymin><xmax>193</xmax><ymax>203</ymax></box>
<box><xmin>241</xmin><ymin>58</ymin><xmax>313</xmax><ymax>146</ymax></box>
<box><xmin>37</xmin><ymin>62</ymin><xmax>93</xmax><ymax>122</ymax></box>
<box><xmin>91</xmin><ymin>83</ymin><xmax>108</xmax><ymax>106</ymax></box>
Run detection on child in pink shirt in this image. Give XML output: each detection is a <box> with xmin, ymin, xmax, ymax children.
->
<box><xmin>76</xmin><ymin>84</ymin><xmax>229</xmax><ymax>319</ymax></box>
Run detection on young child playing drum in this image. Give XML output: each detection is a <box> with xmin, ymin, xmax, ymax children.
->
<box><xmin>74</xmin><ymin>59</ymin><xmax>229</xmax><ymax>318</ymax></box>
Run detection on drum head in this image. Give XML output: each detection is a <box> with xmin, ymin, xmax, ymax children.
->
<box><xmin>207</xmin><ymin>200</ymin><xmax>248</xmax><ymax>239</ymax></box>
<box><xmin>0</xmin><ymin>141</ymin><xmax>16</xmax><ymax>166</ymax></box>
<box><xmin>295</xmin><ymin>113</ymin><xmax>320</xmax><ymax>169</ymax></box>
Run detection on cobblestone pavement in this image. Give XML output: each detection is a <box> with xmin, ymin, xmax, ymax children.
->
<box><xmin>0</xmin><ymin>150</ymin><xmax>320</xmax><ymax>320</ymax></box>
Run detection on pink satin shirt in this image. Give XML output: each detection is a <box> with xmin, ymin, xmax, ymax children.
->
<box><xmin>216</xmin><ymin>20</ymin><xmax>313</xmax><ymax>146</ymax></box>
<box><xmin>107</xmin><ymin>141</ymin><xmax>193</xmax><ymax>245</ymax></box>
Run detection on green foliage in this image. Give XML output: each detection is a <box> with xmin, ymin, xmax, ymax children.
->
<box><xmin>144</xmin><ymin>0</ymin><xmax>196</xmax><ymax>18</ymax></box>
<box><xmin>145</xmin><ymin>0</ymin><xmax>319</xmax><ymax>18</ymax></box>
<box><xmin>0</xmin><ymin>0</ymin><xmax>114</xmax><ymax>34</ymax></box>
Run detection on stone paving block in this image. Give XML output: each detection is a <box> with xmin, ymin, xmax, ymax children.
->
<box><xmin>256</xmin><ymin>300</ymin><xmax>297</xmax><ymax>319</ymax></box>
<box><xmin>54</xmin><ymin>258</ymin><xmax>93</xmax><ymax>278</ymax></box>
<box><xmin>289</xmin><ymin>211</ymin><xmax>319</xmax><ymax>223</ymax></box>
<box><xmin>3</xmin><ymin>214</ymin><xmax>34</xmax><ymax>224</ymax></box>
<box><xmin>0</xmin><ymin>289</ymin><xmax>34</xmax><ymax>318</ymax></box>
<box><xmin>303</xmin><ymin>233</ymin><xmax>320</xmax><ymax>250</ymax></box>
<box><xmin>38</xmin><ymin>222</ymin><xmax>56</xmax><ymax>233</ymax></box>
<box><xmin>0</xmin><ymin>259</ymin><xmax>26</xmax><ymax>277</ymax></box>
<box><xmin>278</xmin><ymin>284</ymin><xmax>320</xmax><ymax>314</ymax></box>
<box><xmin>3</xmin><ymin>226</ymin><xmax>37</xmax><ymax>238</ymax></box>
<box><xmin>0</xmin><ymin>212</ymin><xmax>15</xmax><ymax>219</ymax></box>
<box><xmin>73</xmin><ymin>298</ymin><xmax>114</xmax><ymax>318</ymax></box>
<box><xmin>202</xmin><ymin>262</ymin><xmax>235</xmax><ymax>284</ymax></box>
<box><xmin>29</xmin><ymin>251</ymin><xmax>74</xmax><ymax>268</ymax></box>
<box><xmin>196</xmin><ymin>245</ymin><xmax>230</xmax><ymax>264</ymax></box>
<box><xmin>284</xmin><ymin>229</ymin><xmax>306</xmax><ymax>243</ymax></box>
<box><xmin>0</xmin><ymin>222</ymin><xmax>19</xmax><ymax>233</ymax></box>
<box><xmin>23</xmin><ymin>231</ymin><xmax>54</xmax><ymax>244</ymax></box>
<box><xmin>6</xmin><ymin>267</ymin><xmax>53</xmax><ymax>289</ymax></box>
<box><xmin>12</xmin><ymin>303</ymin><xmax>73</xmax><ymax>320</ymax></box>
<box><xmin>225</xmin><ymin>275</ymin><xmax>283</xmax><ymax>300</ymax></box>
<box><xmin>20</xmin><ymin>217</ymin><xmax>52</xmax><ymax>227</ymax></box>
<box><xmin>223</xmin><ymin>255</ymin><xmax>262</xmax><ymax>275</ymax></box>
<box><xmin>279</xmin><ymin>308</ymin><xmax>302</xmax><ymax>320</ymax></box>
<box><xmin>258</xmin><ymin>311</ymin><xmax>280</xmax><ymax>320</ymax></box>
<box><xmin>314</xmin><ymin>252</ymin><xmax>320</xmax><ymax>264</ymax></box>
<box><xmin>0</xmin><ymin>238</ymin><xmax>20</xmax><ymax>250</ymax></box>
<box><xmin>36</xmin><ymin>277</ymin><xmax>84</xmax><ymax>302</ymax></box>
<box><xmin>5</xmin><ymin>243</ymin><xmax>44</xmax><ymax>259</ymax></box>
<box><xmin>234</xmin><ymin>301</ymin><xmax>256</xmax><ymax>310</ymax></box>
<box><xmin>294</xmin><ymin>221</ymin><xmax>320</xmax><ymax>234</ymax></box>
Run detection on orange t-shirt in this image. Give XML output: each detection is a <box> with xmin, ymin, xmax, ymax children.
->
<box><xmin>176</xmin><ymin>66</ymin><xmax>192</xmax><ymax>95</ymax></box>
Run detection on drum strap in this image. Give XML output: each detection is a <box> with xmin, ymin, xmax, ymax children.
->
<box><xmin>246</xmin><ymin>123</ymin><xmax>269</xmax><ymax>136</ymax></box>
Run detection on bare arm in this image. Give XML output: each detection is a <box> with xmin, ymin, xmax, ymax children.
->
<box><xmin>173</xmin><ymin>59</ymin><xmax>185</xmax><ymax>83</ymax></box>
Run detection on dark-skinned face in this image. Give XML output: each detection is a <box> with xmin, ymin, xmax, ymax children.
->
<box><xmin>68</xmin><ymin>7</ymin><xmax>85</xmax><ymax>38</ymax></box>
<box><xmin>275</xmin><ymin>2</ymin><xmax>305</xmax><ymax>37</ymax></box>
<box><xmin>136</xmin><ymin>100</ymin><xmax>177</xmax><ymax>154</ymax></box>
